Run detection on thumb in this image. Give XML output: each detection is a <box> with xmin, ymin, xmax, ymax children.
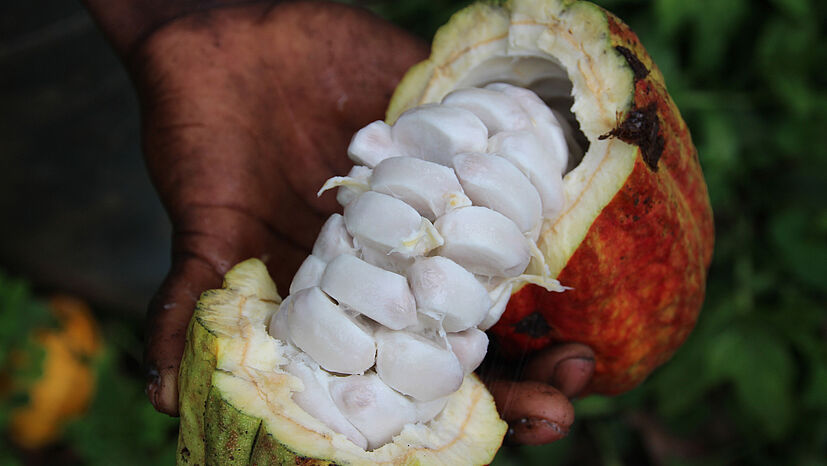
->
<box><xmin>144</xmin><ymin>256</ymin><xmax>223</xmax><ymax>416</ymax></box>
<box><xmin>481</xmin><ymin>343</ymin><xmax>594</xmax><ymax>445</ymax></box>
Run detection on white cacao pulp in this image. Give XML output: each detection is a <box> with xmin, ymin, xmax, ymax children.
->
<box><xmin>268</xmin><ymin>83</ymin><xmax>571</xmax><ymax>451</ymax></box>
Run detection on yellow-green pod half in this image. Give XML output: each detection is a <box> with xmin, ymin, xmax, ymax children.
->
<box><xmin>177</xmin><ymin>259</ymin><xmax>506</xmax><ymax>465</ymax></box>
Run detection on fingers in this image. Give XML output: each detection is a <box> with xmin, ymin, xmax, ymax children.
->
<box><xmin>523</xmin><ymin>343</ymin><xmax>595</xmax><ymax>398</ymax></box>
<box><xmin>144</xmin><ymin>256</ymin><xmax>223</xmax><ymax>416</ymax></box>
<box><xmin>488</xmin><ymin>380</ymin><xmax>574</xmax><ymax>445</ymax></box>
<box><xmin>144</xmin><ymin>202</ymin><xmax>315</xmax><ymax>416</ymax></box>
<box><xmin>483</xmin><ymin>343</ymin><xmax>594</xmax><ymax>445</ymax></box>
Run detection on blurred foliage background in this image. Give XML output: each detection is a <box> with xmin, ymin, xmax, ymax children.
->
<box><xmin>1</xmin><ymin>0</ymin><xmax>825</xmax><ymax>464</ymax></box>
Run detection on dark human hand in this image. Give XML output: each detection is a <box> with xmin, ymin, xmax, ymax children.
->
<box><xmin>83</xmin><ymin>0</ymin><xmax>594</xmax><ymax>445</ymax></box>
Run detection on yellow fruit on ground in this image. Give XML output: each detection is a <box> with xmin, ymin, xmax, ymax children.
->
<box><xmin>8</xmin><ymin>296</ymin><xmax>102</xmax><ymax>449</ymax></box>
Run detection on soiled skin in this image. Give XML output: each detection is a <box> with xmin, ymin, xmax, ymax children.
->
<box><xmin>82</xmin><ymin>0</ymin><xmax>595</xmax><ymax>446</ymax></box>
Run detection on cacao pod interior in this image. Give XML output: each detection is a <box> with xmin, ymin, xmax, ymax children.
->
<box><xmin>177</xmin><ymin>0</ymin><xmax>715</xmax><ymax>463</ymax></box>
<box><xmin>387</xmin><ymin>0</ymin><xmax>640</xmax><ymax>279</ymax></box>
<box><xmin>453</xmin><ymin>55</ymin><xmax>589</xmax><ymax>168</ymax></box>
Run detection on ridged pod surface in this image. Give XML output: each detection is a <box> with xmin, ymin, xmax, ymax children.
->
<box><xmin>388</xmin><ymin>0</ymin><xmax>713</xmax><ymax>395</ymax></box>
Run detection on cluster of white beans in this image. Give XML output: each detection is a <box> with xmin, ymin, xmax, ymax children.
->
<box><xmin>268</xmin><ymin>83</ymin><xmax>573</xmax><ymax>450</ymax></box>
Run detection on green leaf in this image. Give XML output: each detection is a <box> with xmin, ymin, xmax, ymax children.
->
<box><xmin>696</xmin><ymin>110</ymin><xmax>740</xmax><ymax>208</ymax></box>
<box><xmin>705</xmin><ymin>325</ymin><xmax>795</xmax><ymax>440</ymax></box>
<box><xmin>651</xmin><ymin>335</ymin><xmax>722</xmax><ymax>418</ymax></box>
<box><xmin>802</xmin><ymin>357</ymin><xmax>827</xmax><ymax>411</ymax></box>
<box><xmin>63</xmin><ymin>351</ymin><xmax>178</xmax><ymax>466</ymax></box>
<box><xmin>769</xmin><ymin>208</ymin><xmax>827</xmax><ymax>291</ymax></box>
<box><xmin>573</xmin><ymin>395</ymin><xmax>616</xmax><ymax>418</ymax></box>
<box><xmin>0</xmin><ymin>271</ymin><xmax>56</xmax><ymax>365</ymax></box>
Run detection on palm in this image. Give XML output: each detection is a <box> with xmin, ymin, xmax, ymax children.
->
<box><xmin>138</xmin><ymin>3</ymin><xmax>426</xmax><ymax>291</ymax></box>
<box><xmin>132</xmin><ymin>1</ymin><xmax>427</xmax><ymax>414</ymax></box>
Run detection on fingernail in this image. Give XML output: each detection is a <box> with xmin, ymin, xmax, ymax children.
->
<box><xmin>509</xmin><ymin>417</ymin><xmax>569</xmax><ymax>445</ymax></box>
<box><xmin>145</xmin><ymin>367</ymin><xmax>161</xmax><ymax>408</ymax></box>
<box><xmin>552</xmin><ymin>357</ymin><xmax>594</xmax><ymax>398</ymax></box>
